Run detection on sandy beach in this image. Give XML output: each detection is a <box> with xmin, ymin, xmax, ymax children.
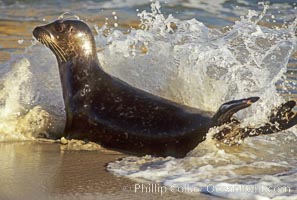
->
<box><xmin>0</xmin><ymin>141</ymin><xmax>220</xmax><ymax>200</ymax></box>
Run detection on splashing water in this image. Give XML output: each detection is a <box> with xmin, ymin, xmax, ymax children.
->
<box><xmin>100</xmin><ymin>2</ymin><xmax>297</xmax><ymax>199</ymax></box>
<box><xmin>0</xmin><ymin>45</ymin><xmax>65</xmax><ymax>141</ymax></box>
<box><xmin>97</xmin><ymin>2</ymin><xmax>297</xmax><ymax>124</ymax></box>
<box><xmin>0</xmin><ymin>1</ymin><xmax>296</xmax><ymax>199</ymax></box>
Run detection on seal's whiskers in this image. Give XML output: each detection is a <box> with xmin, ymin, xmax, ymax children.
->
<box><xmin>50</xmin><ymin>40</ymin><xmax>67</xmax><ymax>62</ymax></box>
<box><xmin>43</xmin><ymin>37</ymin><xmax>66</xmax><ymax>62</ymax></box>
<box><xmin>44</xmin><ymin>38</ymin><xmax>61</xmax><ymax>61</ymax></box>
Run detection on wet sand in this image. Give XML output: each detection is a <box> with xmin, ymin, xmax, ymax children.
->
<box><xmin>0</xmin><ymin>141</ymin><xmax>219</xmax><ymax>200</ymax></box>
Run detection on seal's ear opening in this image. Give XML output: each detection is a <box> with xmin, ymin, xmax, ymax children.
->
<box><xmin>212</xmin><ymin>97</ymin><xmax>260</xmax><ymax>126</ymax></box>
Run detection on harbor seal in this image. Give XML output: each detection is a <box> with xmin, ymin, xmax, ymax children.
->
<box><xmin>33</xmin><ymin>19</ymin><xmax>297</xmax><ymax>157</ymax></box>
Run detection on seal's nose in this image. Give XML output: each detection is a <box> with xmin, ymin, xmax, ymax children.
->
<box><xmin>33</xmin><ymin>27</ymin><xmax>42</xmax><ymax>39</ymax></box>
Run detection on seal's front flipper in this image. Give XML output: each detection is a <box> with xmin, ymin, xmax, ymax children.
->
<box><xmin>212</xmin><ymin>97</ymin><xmax>260</xmax><ymax>126</ymax></box>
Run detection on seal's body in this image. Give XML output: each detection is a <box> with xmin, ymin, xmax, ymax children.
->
<box><xmin>33</xmin><ymin>20</ymin><xmax>297</xmax><ymax>157</ymax></box>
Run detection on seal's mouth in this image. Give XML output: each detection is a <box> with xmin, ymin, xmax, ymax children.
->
<box><xmin>33</xmin><ymin>27</ymin><xmax>67</xmax><ymax>62</ymax></box>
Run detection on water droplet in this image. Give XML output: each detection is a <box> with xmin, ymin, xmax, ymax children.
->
<box><xmin>18</xmin><ymin>40</ymin><xmax>24</xmax><ymax>44</ymax></box>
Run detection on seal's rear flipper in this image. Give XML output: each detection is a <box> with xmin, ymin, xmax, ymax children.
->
<box><xmin>212</xmin><ymin>97</ymin><xmax>260</xmax><ymax>126</ymax></box>
<box><xmin>213</xmin><ymin>100</ymin><xmax>297</xmax><ymax>145</ymax></box>
<box><xmin>252</xmin><ymin>100</ymin><xmax>297</xmax><ymax>135</ymax></box>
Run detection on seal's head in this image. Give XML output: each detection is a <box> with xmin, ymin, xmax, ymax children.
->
<box><xmin>33</xmin><ymin>20</ymin><xmax>97</xmax><ymax>63</ymax></box>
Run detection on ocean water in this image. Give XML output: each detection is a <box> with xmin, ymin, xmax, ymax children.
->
<box><xmin>0</xmin><ymin>0</ymin><xmax>296</xmax><ymax>199</ymax></box>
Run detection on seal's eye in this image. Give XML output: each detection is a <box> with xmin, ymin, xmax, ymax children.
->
<box><xmin>54</xmin><ymin>22</ymin><xmax>66</xmax><ymax>33</ymax></box>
